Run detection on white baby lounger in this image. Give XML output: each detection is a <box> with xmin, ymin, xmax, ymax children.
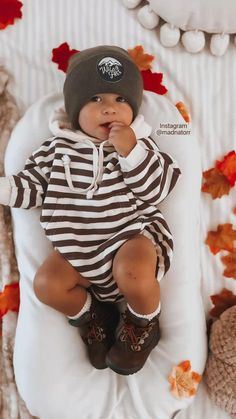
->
<box><xmin>5</xmin><ymin>91</ymin><xmax>207</xmax><ymax>419</ymax></box>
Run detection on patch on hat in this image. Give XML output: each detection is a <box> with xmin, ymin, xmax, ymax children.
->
<box><xmin>97</xmin><ymin>56</ymin><xmax>124</xmax><ymax>82</ymax></box>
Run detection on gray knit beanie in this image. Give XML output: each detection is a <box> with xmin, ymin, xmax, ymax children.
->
<box><xmin>63</xmin><ymin>45</ymin><xmax>143</xmax><ymax>129</ymax></box>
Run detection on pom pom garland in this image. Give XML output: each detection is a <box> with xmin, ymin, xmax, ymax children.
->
<box><xmin>160</xmin><ymin>23</ymin><xmax>180</xmax><ymax>47</ymax></box>
<box><xmin>123</xmin><ymin>1</ymin><xmax>235</xmax><ymax>55</ymax></box>
<box><xmin>210</xmin><ymin>33</ymin><xmax>230</xmax><ymax>56</ymax></box>
<box><xmin>122</xmin><ymin>0</ymin><xmax>142</xmax><ymax>9</ymax></box>
<box><xmin>181</xmin><ymin>30</ymin><xmax>205</xmax><ymax>53</ymax></box>
<box><xmin>137</xmin><ymin>5</ymin><xmax>159</xmax><ymax>29</ymax></box>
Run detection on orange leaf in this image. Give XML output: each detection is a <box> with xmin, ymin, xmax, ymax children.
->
<box><xmin>179</xmin><ymin>360</ymin><xmax>191</xmax><ymax>372</ymax></box>
<box><xmin>205</xmin><ymin>223</ymin><xmax>236</xmax><ymax>255</ymax></box>
<box><xmin>192</xmin><ymin>372</ymin><xmax>202</xmax><ymax>383</ymax></box>
<box><xmin>168</xmin><ymin>360</ymin><xmax>202</xmax><ymax>399</ymax></box>
<box><xmin>216</xmin><ymin>150</ymin><xmax>236</xmax><ymax>187</ymax></box>
<box><xmin>175</xmin><ymin>102</ymin><xmax>190</xmax><ymax>123</ymax></box>
<box><xmin>202</xmin><ymin>167</ymin><xmax>231</xmax><ymax>199</ymax></box>
<box><xmin>221</xmin><ymin>251</ymin><xmax>236</xmax><ymax>279</ymax></box>
<box><xmin>233</xmin><ymin>207</ymin><xmax>236</xmax><ymax>216</ymax></box>
<box><xmin>0</xmin><ymin>283</ymin><xmax>20</xmax><ymax>318</ymax></box>
<box><xmin>209</xmin><ymin>288</ymin><xmax>236</xmax><ymax>318</ymax></box>
<box><xmin>128</xmin><ymin>45</ymin><xmax>154</xmax><ymax>71</ymax></box>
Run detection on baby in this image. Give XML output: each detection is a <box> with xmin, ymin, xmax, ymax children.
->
<box><xmin>0</xmin><ymin>45</ymin><xmax>181</xmax><ymax>375</ymax></box>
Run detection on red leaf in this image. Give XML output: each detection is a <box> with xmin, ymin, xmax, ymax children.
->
<box><xmin>0</xmin><ymin>282</ymin><xmax>20</xmax><ymax>318</ymax></box>
<box><xmin>209</xmin><ymin>288</ymin><xmax>236</xmax><ymax>318</ymax></box>
<box><xmin>52</xmin><ymin>43</ymin><xmax>79</xmax><ymax>73</ymax></box>
<box><xmin>216</xmin><ymin>150</ymin><xmax>236</xmax><ymax>187</ymax></box>
<box><xmin>141</xmin><ymin>69</ymin><xmax>168</xmax><ymax>95</ymax></box>
<box><xmin>0</xmin><ymin>0</ymin><xmax>23</xmax><ymax>30</ymax></box>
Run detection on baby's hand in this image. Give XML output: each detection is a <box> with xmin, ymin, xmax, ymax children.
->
<box><xmin>108</xmin><ymin>122</ymin><xmax>137</xmax><ymax>157</ymax></box>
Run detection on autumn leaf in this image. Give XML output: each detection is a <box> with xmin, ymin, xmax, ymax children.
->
<box><xmin>175</xmin><ymin>102</ymin><xmax>190</xmax><ymax>123</ymax></box>
<box><xmin>0</xmin><ymin>283</ymin><xmax>20</xmax><ymax>318</ymax></box>
<box><xmin>216</xmin><ymin>150</ymin><xmax>236</xmax><ymax>187</ymax></box>
<box><xmin>128</xmin><ymin>45</ymin><xmax>154</xmax><ymax>71</ymax></box>
<box><xmin>52</xmin><ymin>43</ymin><xmax>79</xmax><ymax>73</ymax></box>
<box><xmin>202</xmin><ymin>167</ymin><xmax>231</xmax><ymax>199</ymax></box>
<box><xmin>0</xmin><ymin>0</ymin><xmax>23</xmax><ymax>30</ymax></box>
<box><xmin>209</xmin><ymin>288</ymin><xmax>236</xmax><ymax>318</ymax></box>
<box><xmin>221</xmin><ymin>251</ymin><xmax>236</xmax><ymax>279</ymax></box>
<box><xmin>168</xmin><ymin>360</ymin><xmax>202</xmax><ymax>399</ymax></box>
<box><xmin>141</xmin><ymin>70</ymin><xmax>168</xmax><ymax>95</ymax></box>
<box><xmin>205</xmin><ymin>223</ymin><xmax>236</xmax><ymax>255</ymax></box>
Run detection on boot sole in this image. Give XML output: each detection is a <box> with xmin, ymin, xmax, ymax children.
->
<box><xmin>105</xmin><ymin>357</ymin><xmax>140</xmax><ymax>375</ymax></box>
<box><xmin>106</xmin><ymin>335</ymin><xmax>160</xmax><ymax>375</ymax></box>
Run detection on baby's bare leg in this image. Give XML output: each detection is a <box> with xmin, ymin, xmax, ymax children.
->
<box><xmin>112</xmin><ymin>234</ymin><xmax>160</xmax><ymax>314</ymax></box>
<box><xmin>33</xmin><ymin>249</ymin><xmax>91</xmax><ymax>317</ymax></box>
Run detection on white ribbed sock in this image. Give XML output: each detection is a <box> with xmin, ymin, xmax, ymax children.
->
<box><xmin>127</xmin><ymin>302</ymin><xmax>161</xmax><ymax>321</ymax></box>
<box><xmin>67</xmin><ymin>292</ymin><xmax>92</xmax><ymax>320</ymax></box>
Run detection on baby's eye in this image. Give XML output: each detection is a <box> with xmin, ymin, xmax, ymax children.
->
<box><xmin>91</xmin><ymin>96</ymin><xmax>102</xmax><ymax>102</ymax></box>
<box><xmin>116</xmin><ymin>96</ymin><xmax>127</xmax><ymax>103</ymax></box>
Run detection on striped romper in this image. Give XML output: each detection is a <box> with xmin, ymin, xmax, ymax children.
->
<box><xmin>8</xmin><ymin>113</ymin><xmax>181</xmax><ymax>302</ymax></box>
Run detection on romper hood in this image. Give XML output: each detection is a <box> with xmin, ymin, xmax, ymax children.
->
<box><xmin>49</xmin><ymin>108</ymin><xmax>152</xmax><ymax>199</ymax></box>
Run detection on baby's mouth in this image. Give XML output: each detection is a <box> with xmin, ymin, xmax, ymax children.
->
<box><xmin>100</xmin><ymin>122</ymin><xmax>111</xmax><ymax>128</ymax></box>
<box><xmin>100</xmin><ymin>122</ymin><xmax>112</xmax><ymax>132</ymax></box>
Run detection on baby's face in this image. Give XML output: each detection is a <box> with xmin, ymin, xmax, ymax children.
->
<box><xmin>78</xmin><ymin>93</ymin><xmax>133</xmax><ymax>140</ymax></box>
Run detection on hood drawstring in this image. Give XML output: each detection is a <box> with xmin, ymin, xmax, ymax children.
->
<box><xmin>50</xmin><ymin>110</ymin><xmax>153</xmax><ymax>200</ymax></box>
<box><xmin>62</xmin><ymin>139</ymin><xmax>110</xmax><ymax>199</ymax></box>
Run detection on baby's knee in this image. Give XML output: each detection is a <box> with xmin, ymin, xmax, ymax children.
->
<box><xmin>33</xmin><ymin>269</ymin><xmax>55</xmax><ymax>305</ymax></box>
<box><xmin>113</xmin><ymin>262</ymin><xmax>155</xmax><ymax>295</ymax></box>
<box><xmin>113</xmin><ymin>252</ymin><xmax>155</xmax><ymax>281</ymax></box>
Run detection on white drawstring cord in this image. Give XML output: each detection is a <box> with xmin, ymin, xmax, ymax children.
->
<box><xmin>62</xmin><ymin>139</ymin><xmax>110</xmax><ymax>199</ymax></box>
<box><xmin>96</xmin><ymin>140</ymin><xmax>110</xmax><ymax>187</ymax></box>
<box><xmin>61</xmin><ymin>155</ymin><xmax>74</xmax><ymax>190</ymax></box>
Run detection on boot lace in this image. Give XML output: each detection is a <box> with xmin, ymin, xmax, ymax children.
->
<box><xmin>119</xmin><ymin>312</ymin><xmax>155</xmax><ymax>352</ymax></box>
<box><xmin>86</xmin><ymin>312</ymin><xmax>106</xmax><ymax>345</ymax></box>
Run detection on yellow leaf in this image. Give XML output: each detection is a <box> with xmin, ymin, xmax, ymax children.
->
<box><xmin>168</xmin><ymin>361</ymin><xmax>202</xmax><ymax>399</ymax></box>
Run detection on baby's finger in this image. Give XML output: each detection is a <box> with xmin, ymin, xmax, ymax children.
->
<box><xmin>109</xmin><ymin>126</ymin><xmax>122</xmax><ymax>136</ymax></box>
<box><xmin>108</xmin><ymin>121</ymin><xmax>125</xmax><ymax>128</ymax></box>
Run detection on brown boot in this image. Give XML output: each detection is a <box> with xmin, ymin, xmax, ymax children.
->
<box><xmin>106</xmin><ymin>308</ymin><xmax>161</xmax><ymax>375</ymax></box>
<box><xmin>68</xmin><ymin>296</ymin><xmax>120</xmax><ymax>370</ymax></box>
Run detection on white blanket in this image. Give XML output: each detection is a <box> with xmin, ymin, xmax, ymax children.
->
<box><xmin>6</xmin><ymin>90</ymin><xmax>206</xmax><ymax>419</ymax></box>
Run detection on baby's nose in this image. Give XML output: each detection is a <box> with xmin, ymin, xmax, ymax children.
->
<box><xmin>102</xmin><ymin>104</ymin><xmax>116</xmax><ymax>114</ymax></box>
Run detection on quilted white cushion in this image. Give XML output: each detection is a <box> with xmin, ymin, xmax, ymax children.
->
<box><xmin>150</xmin><ymin>0</ymin><xmax>236</xmax><ymax>33</ymax></box>
<box><xmin>5</xmin><ymin>91</ymin><xmax>207</xmax><ymax>419</ymax></box>
<box><xmin>124</xmin><ymin>0</ymin><xmax>235</xmax><ymax>55</ymax></box>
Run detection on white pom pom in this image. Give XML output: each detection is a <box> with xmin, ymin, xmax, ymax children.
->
<box><xmin>210</xmin><ymin>33</ymin><xmax>230</xmax><ymax>56</ymax></box>
<box><xmin>137</xmin><ymin>5</ymin><xmax>159</xmax><ymax>29</ymax></box>
<box><xmin>182</xmin><ymin>30</ymin><xmax>205</xmax><ymax>53</ymax></box>
<box><xmin>122</xmin><ymin>0</ymin><xmax>142</xmax><ymax>9</ymax></box>
<box><xmin>160</xmin><ymin>23</ymin><xmax>180</xmax><ymax>47</ymax></box>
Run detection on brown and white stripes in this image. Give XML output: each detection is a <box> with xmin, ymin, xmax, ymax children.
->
<box><xmin>6</xmin><ymin>117</ymin><xmax>181</xmax><ymax>301</ymax></box>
